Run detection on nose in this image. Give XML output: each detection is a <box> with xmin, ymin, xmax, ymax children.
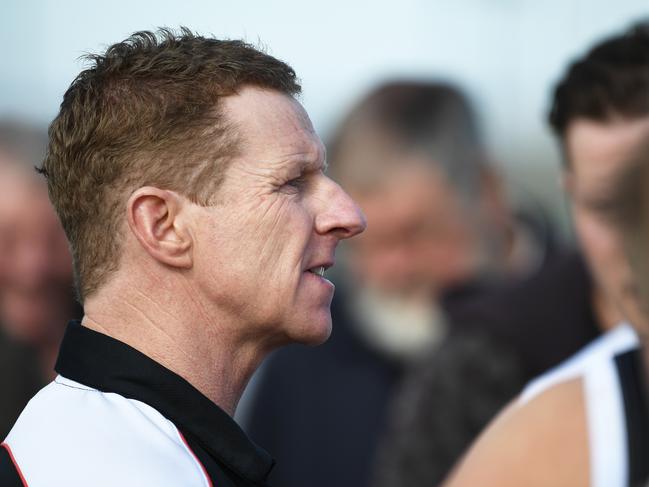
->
<box><xmin>315</xmin><ymin>178</ymin><xmax>367</xmax><ymax>240</ymax></box>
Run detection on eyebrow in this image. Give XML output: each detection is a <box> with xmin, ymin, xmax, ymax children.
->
<box><xmin>295</xmin><ymin>146</ymin><xmax>328</xmax><ymax>173</ymax></box>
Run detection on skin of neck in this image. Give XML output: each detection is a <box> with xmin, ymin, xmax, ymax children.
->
<box><xmin>81</xmin><ymin>251</ymin><xmax>276</xmax><ymax>417</ymax></box>
<box><xmin>591</xmin><ymin>285</ymin><xmax>625</xmax><ymax>332</ymax></box>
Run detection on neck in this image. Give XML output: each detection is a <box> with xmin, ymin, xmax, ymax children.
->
<box><xmin>82</xmin><ymin>282</ymin><xmax>271</xmax><ymax>416</ymax></box>
<box><xmin>592</xmin><ymin>286</ymin><xmax>625</xmax><ymax>332</ymax></box>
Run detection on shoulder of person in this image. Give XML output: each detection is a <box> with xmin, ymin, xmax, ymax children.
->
<box><xmin>443</xmin><ymin>377</ymin><xmax>589</xmax><ymax>487</ymax></box>
<box><xmin>4</xmin><ymin>377</ymin><xmax>211</xmax><ymax>486</ymax></box>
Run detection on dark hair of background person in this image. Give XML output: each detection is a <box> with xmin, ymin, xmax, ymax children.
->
<box><xmin>328</xmin><ymin>81</ymin><xmax>488</xmax><ymax>207</ymax></box>
<box><xmin>39</xmin><ymin>27</ymin><xmax>301</xmax><ymax>301</ymax></box>
<box><xmin>548</xmin><ymin>21</ymin><xmax>649</xmax><ymax>145</ymax></box>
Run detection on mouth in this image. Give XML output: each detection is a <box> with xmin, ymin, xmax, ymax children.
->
<box><xmin>306</xmin><ymin>263</ymin><xmax>332</xmax><ymax>278</ymax></box>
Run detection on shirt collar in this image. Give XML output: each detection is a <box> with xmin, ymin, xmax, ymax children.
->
<box><xmin>55</xmin><ymin>320</ymin><xmax>274</xmax><ymax>483</ymax></box>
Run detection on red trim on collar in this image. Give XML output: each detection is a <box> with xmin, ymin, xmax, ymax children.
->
<box><xmin>178</xmin><ymin>432</ymin><xmax>214</xmax><ymax>487</ymax></box>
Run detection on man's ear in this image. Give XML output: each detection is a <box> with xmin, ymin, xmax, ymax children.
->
<box><xmin>126</xmin><ymin>187</ymin><xmax>193</xmax><ymax>269</ymax></box>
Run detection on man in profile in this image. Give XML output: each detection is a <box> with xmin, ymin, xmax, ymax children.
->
<box><xmin>0</xmin><ymin>28</ymin><xmax>365</xmax><ymax>486</ymax></box>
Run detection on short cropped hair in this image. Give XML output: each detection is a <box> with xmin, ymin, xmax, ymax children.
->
<box><xmin>40</xmin><ymin>27</ymin><xmax>301</xmax><ymax>301</ymax></box>
<box><xmin>549</xmin><ymin>21</ymin><xmax>649</xmax><ymax>144</ymax></box>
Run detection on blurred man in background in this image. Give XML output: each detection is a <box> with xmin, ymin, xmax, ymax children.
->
<box><xmin>0</xmin><ymin>121</ymin><xmax>78</xmax><ymax>438</ymax></box>
<box><xmin>245</xmin><ymin>81</ymin><xmax>553</xmax><ymax>487</ymax></box>
<box><xmin>329</xmin><ymin>83</ymin><xmax>525</xmax><ymax>355</ymax></box>
<box><xmin>446</xmin><ymin>22</ymin><xmax>649</xmax><ymax>487</ymax></box>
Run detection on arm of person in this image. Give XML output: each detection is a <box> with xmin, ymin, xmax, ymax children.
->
<box><xmin>442</xmin><ymin>378</ymin><xmax>589</xmax><ymax>487</ymax></box>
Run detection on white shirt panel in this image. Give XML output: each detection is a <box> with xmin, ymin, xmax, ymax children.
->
<box><xmin>519</xmin><ymin>322</ymin><xmax>638</xmax><ymax>403</ymax></box>
<box><xmin>518</xmin><ymin>322</ymin><xmax>639</xmax><ymax>487</ymax></box>
<box><xmin>5</xmin><ymin>375</ymin><xmax>211</xmax><ymax>487</ymax></box>
<box><xmin>584</xmin><ymin>349</ymin><xmax>628</xmax><ymax>487</ymax></box>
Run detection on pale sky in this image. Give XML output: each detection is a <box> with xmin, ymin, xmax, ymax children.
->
<box><xmin>2</xmin><ymin>0</ymin><xmax>648</xmax><ymax>174</ymax></box>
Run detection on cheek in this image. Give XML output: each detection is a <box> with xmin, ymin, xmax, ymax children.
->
<box><xmin>259</xmin><ymin>199</ymin><xmax>313</xmax><ymax>270</ymax></box>
<box><xmin>212</xmin><ymin>198</ymin><xmax>314</xmax><ymax>290</ymax></box>
<box><xmin>574</xmin><ymin>210</ymin><xmax>619</xmax><ymax>264</ymax></box>
<box><xmin>422</xmin><ymin>242</ymin><xmax>473</xmax><ymax>276</ymax></box>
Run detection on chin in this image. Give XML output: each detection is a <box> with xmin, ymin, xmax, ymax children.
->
<box><xmin>286</xmin><ymin>311</ymin><xmax>332</xmax><ymax>346</ymax></box>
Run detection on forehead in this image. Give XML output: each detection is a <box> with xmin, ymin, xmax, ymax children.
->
<box><xmin>222</xmin><ymin>86</ymin><xmax>326</xmax><ymax>171</ymax></box>
<box><xmin>566</xmin><ymin>117</ymin><xmax>649</xmax><ymax>193</ymax></box>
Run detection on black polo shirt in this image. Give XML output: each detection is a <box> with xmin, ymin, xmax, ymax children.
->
<box><xmin>0</xmin><ymin>321</ymin><xmax>274</xmax><ymax>486</ymax></box>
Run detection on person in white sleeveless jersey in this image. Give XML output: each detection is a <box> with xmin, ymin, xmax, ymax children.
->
<box><xmin>445</xmin><ymin>22</ymin><xmax>649</xmax><ymax>487</ymax></box>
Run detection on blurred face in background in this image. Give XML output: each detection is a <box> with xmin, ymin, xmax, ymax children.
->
<box><xmin>346</xmin><ymin>161</ymin><xmax>479</xmax><ymax>303</ymax></box>
<box><xmin>565</xmin><ymin>116</ymin><xmax>649</xmax><ymax>331</ymax></box>
<box><xmin>0</xmin><ymin>161</ymin><xmax>73</xmax><ymax>345</ymax></box>
<box><xmin>618</xmin><ymin>156</ymin><xmax>649</xmax><ymax>339</ymax></box>
<box><xmin>331</xmin><ymin>100</ymin><xmax>509</xmax><ymax>356</ymax></box>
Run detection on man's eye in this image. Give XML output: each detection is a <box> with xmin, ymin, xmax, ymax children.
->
<box><xmin>284</xmin><ymin>176</ymin><xmax>308</xmax><ymax>190</ymax></box>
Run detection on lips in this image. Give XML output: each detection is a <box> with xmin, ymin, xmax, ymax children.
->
<box><xmin>308</xmin><ymin>266</ymin><xmax>326</xmax><ymax>277</ymax></box>
<box><xmin>306</xmin><ymin>262</ymin><xmax>333</xmax><ymax>278</ymax></box>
